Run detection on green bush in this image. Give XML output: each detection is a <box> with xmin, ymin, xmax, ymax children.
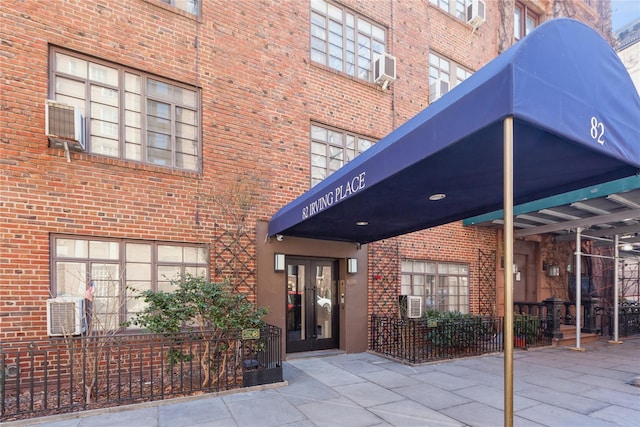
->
<box><xmin>128</xmin><ymin>274</ymin><xmax>267</xmax><ymax>386</ymax></box>
<box><xmin>514</xmin><ymin>314</ymin><xmax>542</xmax><ymax>345</ymax></box>
<box><xmin>423</xmin><ymin>311</ymin><xmax>495</xmax><ymax>352</ymax></box>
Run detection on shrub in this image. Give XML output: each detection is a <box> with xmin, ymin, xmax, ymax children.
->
<box><xmin>514</xmin><ymin>314</ymin><xmax>542</xmax><ymax>345</ymax></box>
<box><xmin>129</xmin><ymin>274</ymin><xmax>267</xmax><ymax>386</ymax></box>
<box><xmin>423</xmin><ymin>311</ymin><xmax>495</xmax><ymax>353</ymax></box>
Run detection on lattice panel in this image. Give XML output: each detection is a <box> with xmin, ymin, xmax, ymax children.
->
<box><xmin>477</xmin><ymin>249</ymin><xmax>496</xmax><ymax>316</ymax></box>
<box><xmin>212</xmin><ymin>224</ymin><xmax>256</xmax><ymax>297</ymax></box>
<box><xmin>369</xmin><ymin>240</ymin><xmax>400</xmax><ymax>316</ymax></box>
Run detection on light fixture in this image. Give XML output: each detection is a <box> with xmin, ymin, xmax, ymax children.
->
<box><xmin>347</xmin><ymin>258</ymin><xmax>358</xmax><ymax>274</ymax></box>
<box><xmin>547</xmin><ymin>264</ymin><xmax>560</xmax><ymax>277</ymax></box>
<box><xmin>621</xmin><ymin>243</ymin><xmax>633</xmax><ymax>251</ymax></box>
<box><xmin>538</xmin><ymin>209</ymin><xmax>581</xmax><ymax>221</ymax></box>
<box><xmin>356</xmin><ymin>221</ymin><xmax>369</xmax><ymax>226</ymax></box>
<box><xmin>606</xmin><ymin>194</ymin><xmax>640</xmax><ymax>209</ymax></box>
<box><xmin>570</xmin><ymin>202</ymin><xmax>610</xmax><ymax>215</ymax></box>
<box><xmin>274</xmin><ymin>253</ymin><xmax>285</xmax><ymax>272</ymax></box>
<box><xmin>428</xmin><ymin>193</ymin><xmax>446</xmax><ymax>201</ymax></box>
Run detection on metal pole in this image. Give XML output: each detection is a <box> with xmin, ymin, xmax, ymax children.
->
<box><xmin>503</xmin><ymin>116</ymin><xmax>514</xmax><ymax>427</ymax></box>
<box><xmin>575</xmin><ymin>227</ymin><xmax>582</xmax><ymax>349</ymax></box>
<box><xmin>614</xmin><ymin>234</ymin><xmax>620</xmax><ymax>342</ymax></box>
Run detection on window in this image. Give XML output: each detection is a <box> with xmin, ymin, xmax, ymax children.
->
<box><xmin>401</xmin><ymin>260</ymin><xmax>469</xmax><ymax>313</ymax></box>
<box><xmin>159</xmin><ymin>0</ymin><xmax>200</xmax><ymax>15</ymax></box>
<box><xmin>514</xmin><ymin>2</ymin><xmax>539</xmax><ymax>41</ymax></box>
<box><xmin>50</xmin><ymin>48</ymin><xmax>200</xmax><ymax>171</ymax></box>
<box><xmin>429</xmin><ymin>52</ymin><xmax>472</xmax><ymax>101</ymax></box>
<box><xmin>310</xmin><ymin>0</ymin><xmax>386</xmax><ymax>82</ymax></box>
<box><xmin>429</xmin><ymin>0</ymin><xmax>467</xmax><ymax>21</ymax></box>
<box><xmin>310</xmin><ymin>124</ymin><xmax>374</xmax><ymax>187</ymax></box>
<box><xmin>52</xmin><ymin>236</ymin><xmax>208</xmax><ymax>329</ymax></box>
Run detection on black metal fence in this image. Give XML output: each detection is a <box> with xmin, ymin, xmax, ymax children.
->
<box><xmin>596</xmin><ymin>304</ymin><xmax>640</xmax><ymax>338</ymax></box>
<box><xmin>371</xmin><ymin>315</ymin><xmax>551</xmax><ymax>364</ymax></box>
<box><xmin>0</xmin><ymin>325</ymin><xmax>282</xmax><ymax>422</ymax></box>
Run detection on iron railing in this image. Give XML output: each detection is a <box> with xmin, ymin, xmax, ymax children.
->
<box><xmin>516</xmin><ymin>299</ymin><xmax>640</xmax><ymax>339</ymax></box>
<box><xmin>0</xmin><ymin>325</ymin><xmax>282</xmax><ymax>422</ymax></box>
<box><xmin>595</xmin><ymin>303</ymin><xmax>640</xmax><ymax>338</ymax></box>
<box><xmin>370</xmin><ymin>315</ymin><xmax>551</xmax><ymax>364</ymax></box>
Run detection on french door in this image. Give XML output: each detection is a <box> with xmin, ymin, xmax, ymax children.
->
<box><xmin>286</xmin><ymin>258</ymin><xmax>338</xmax><ymax>353</ymax></box>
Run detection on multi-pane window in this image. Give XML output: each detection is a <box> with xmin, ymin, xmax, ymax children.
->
<box><xmin>310</xmin><ymin>124</ymin><xmax>374</xmax><ymax>187</ymax></box>
<box><xmin>429</xmin><ymin>0</ymin><xmax>467</xmax><ymax>21</ymax></box>
<box><xmin>159</xmin><ymin>0</ymin><xmax>200</xmax><ymax>15</ymax></box>
<box><xmin>51</xmin><ymin>48</ymin><xmax>200</xmax><ymax>171</ymax></box>
<box><xmin>514</xmin><ymin>2</ymin><xmax>539</xmax><ymax>41</ymax></box>
<box><xmin>429</xmin><ymin>52</ymin><xmax>472</xmax><ymax>101</ymax></box>
<box><xmin>310</xmin><ymin>0</ymin><xmax>386</xmax><ymax>82</ymax></box>
<box><xmin>401</xmin><ymin>260</ymin><xmax>469</xmax><ymax>313</ymax></box>
<box><xmin>52</xmin><ymin>236</ymin><xmax>208</xmax><ymax>330</ymax></box>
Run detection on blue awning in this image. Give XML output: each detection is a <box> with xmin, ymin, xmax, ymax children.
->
<box><xmin>269</xmin><ymin>19</ymin><xmax>640</xmax><ymax>244</ymax></box>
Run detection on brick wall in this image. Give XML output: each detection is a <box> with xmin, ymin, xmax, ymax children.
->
<box><xmin>0</xmin><ymin>0</ymin><xmax>610</xmax><ymax>340</ymax></box>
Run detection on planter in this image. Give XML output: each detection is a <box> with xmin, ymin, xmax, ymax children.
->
<box><xmin>243</xmin><ymin>366</ymin><xmax>283</xmax><ymax>387</ymax></box>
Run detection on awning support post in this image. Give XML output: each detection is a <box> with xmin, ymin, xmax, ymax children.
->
<box><xmin>612</xmin><ymin>234</ymin><xmax>621</xmax><ymax>343</ymax></box>
<box><xmin>574</xmin><ymin>227</ymin><xmax>583</xmax><ymax>350</ymax></box>
<box><xmin>503</xmin><ymin>116</ymin><xmax>514</xmax><ymax>427</ymax></box>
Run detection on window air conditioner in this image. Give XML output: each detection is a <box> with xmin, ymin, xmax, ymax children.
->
<box><xmin>47</xmin><ymin>297</ymin><xmax>86</xmax><ymax>336</ymax></box>
<box><xmin>399</xmin><ymin>295</ymin><xmax>423</xmax><ymax>319</ymax></box>
<box><xmin>466</xmin><ymin>0</ymin><xmax>486</xmax><ymax>30</ymax></box>
<box><xmin>373</xmin><ymin>53</ymin><xmax>397</xmax><ymax>90</ymax></box>
<box><xmin>45</xmin><ymin>100</ymin><xmax>85</xmax><ymax>152</ymax></box>
<box><xmin>429</xmin><ymin>78</ymin><xmax>450</xmax><ymax>103</ymax></box>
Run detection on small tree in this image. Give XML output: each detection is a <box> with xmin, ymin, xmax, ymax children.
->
<box><xmin>130</xmin><ymin>274</ymin><xmax>267</xmax><ymax>387</ymax></box>
<box><xmin>58</xmin><ymin>266</ymin><xmax>127</xmax><ymax>405</ymax></box>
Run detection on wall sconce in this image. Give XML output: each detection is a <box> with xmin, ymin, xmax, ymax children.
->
<box><xmin>547</xmin><ymin>264</ymin><xmax>560</xmax><ymax>277</ymax></box>
<box><xmin>274</xmin><ymin>253</ymin><xmax>285</xmax><ymax>272</ymax></box>
<box><xmin>347</xmin><ymin>258</ymin><xmax>358</xmax><ymax>274</ymax></box>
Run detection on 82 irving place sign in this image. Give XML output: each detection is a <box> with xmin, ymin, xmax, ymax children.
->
<box><xmin>302</xmin><ymin>171</ymin><xmax>366</xmax><ymax>219</ymax></box>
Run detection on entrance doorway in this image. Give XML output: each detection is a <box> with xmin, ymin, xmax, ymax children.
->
<box><xmin>286</xmin><ymin>258</ymin><xmax>338</xmax><ymax>353</ymax></box>
<box><xmin>514</xmin><ymin>253</ymin><xmax>536</xmax><ymax>302</ymax></box>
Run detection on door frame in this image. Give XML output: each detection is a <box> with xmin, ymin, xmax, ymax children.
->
<box><xmin>285</xmin><ymin>256</ymin><xmax>339</xmax><ymax>353</ymax></box>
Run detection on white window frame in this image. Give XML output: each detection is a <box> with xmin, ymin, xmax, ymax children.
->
<box><xmin>158</xmin><ymin>0</ymin><xmax>201</xmax><ymax>15</ymax></box>
<box><xmin>310</xmin><ymin>0</ymin><xmax>387</xmax><ymax>82</ymax></box>
<box><xmin>429</xmin><ymin>0</ymin><xmax>467</xmax><ymax>21</ymax></box>
<box><xmin>429</xmin><ymin>52</ymin><xmax>472</xmax><ymax>100</ymax></box>
<box><xmin>310</xmin><ymin>124</ymin><xmax>374</xmax><ymax>187</ymax></box>
<box><xmin>50</xmin><ymin>48</ymin><xmax>201</xmax><ymax>172</ymax></box>
<box><xmin>51</xmin><ymin>235</ymin><xmax>209</xmax><ymax>330</ymax></box>
<box><xmin>401</xmin><ymin>260</ymin><xmax>470</xmax><ymax>313</ymax></box>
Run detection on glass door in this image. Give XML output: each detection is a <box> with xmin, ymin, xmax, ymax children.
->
<box><xmin>286</xmin><ymin>258</ymin><xmax>338</xmax><ymax>353</ymax></box>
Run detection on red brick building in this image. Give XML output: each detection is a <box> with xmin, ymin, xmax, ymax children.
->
<box><xmin>0</xmin><ymin>0</ymin><xmax>612</xmax><ymax>353</ymax></box>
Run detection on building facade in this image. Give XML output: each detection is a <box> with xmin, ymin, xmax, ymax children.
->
<box><xmin>0</xmin><ymin>0</ymin><xmax>612</xmax><ymax>354</ymax></box>
<box><xmin>616</xmin><ymin>18</ymin><xmax>640</xmax><ymax>94</ymax></box>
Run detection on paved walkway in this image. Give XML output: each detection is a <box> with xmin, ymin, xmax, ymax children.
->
<box><xmin>5</xmin><ymin>339</ymin><xmax>639</xmax><ymax>427</ymax></box>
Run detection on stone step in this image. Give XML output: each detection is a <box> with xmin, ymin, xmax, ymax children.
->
<box><xmin>553</xmin><ymin>332</ymin><xmax>600</xmax><ymax>347</ymax></box>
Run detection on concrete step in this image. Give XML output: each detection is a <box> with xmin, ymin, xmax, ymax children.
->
<box><xmin>553</xmin><ymin>332</ymin><xmax>599</xmax><ymax>347</ymax></box>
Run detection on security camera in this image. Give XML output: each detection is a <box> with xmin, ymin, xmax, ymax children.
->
<box><xmin>276</xmin><ymin>234</ymin><xmax>284</xmax><ymax>242</ymax></box>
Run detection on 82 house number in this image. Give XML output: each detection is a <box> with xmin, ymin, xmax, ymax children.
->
<box><xmin>590</xmin><ymin>116</ymin><xmax>605</xmax><ymax>145</ymax></box>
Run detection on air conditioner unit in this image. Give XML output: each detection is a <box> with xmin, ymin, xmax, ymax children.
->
<box><xmin>47</xmin><ymin>297</ymin><xmax>86</xmax><ymax>336</ymax></box>
<box><xmin>373</xmin><ymin>53</ymin><xmax>396</xmax><ymax>90</ymax></box>
<box><xmin>399</xmin><ymin>295</ymin><xmax>423</xmax><ymax>319</ymax></box>
<box><xmin>45</xmin><ymin>100</ymin><xmax>85</xmax><ymax>152</ymax></box>
<box><xmin>466</xmin><ymin>0</ymin><xmax>486</xmax><ymax>30</ymax></box>
<box><xmin>429</xmin><ymin>78</ymin><xmax>450</xmax><ymax>103</ymax></box>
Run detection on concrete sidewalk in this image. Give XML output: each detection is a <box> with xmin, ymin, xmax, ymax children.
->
<box><xmin>5</xmin><ymin>338</ymin><xmax>639</xmax><ymax>427</ymax></box>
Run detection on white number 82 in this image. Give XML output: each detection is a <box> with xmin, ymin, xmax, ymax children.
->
<box><xmin>590</xmin><ymin>116</ymin><xmax>605</xmax><ymax>145</ymax></box>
